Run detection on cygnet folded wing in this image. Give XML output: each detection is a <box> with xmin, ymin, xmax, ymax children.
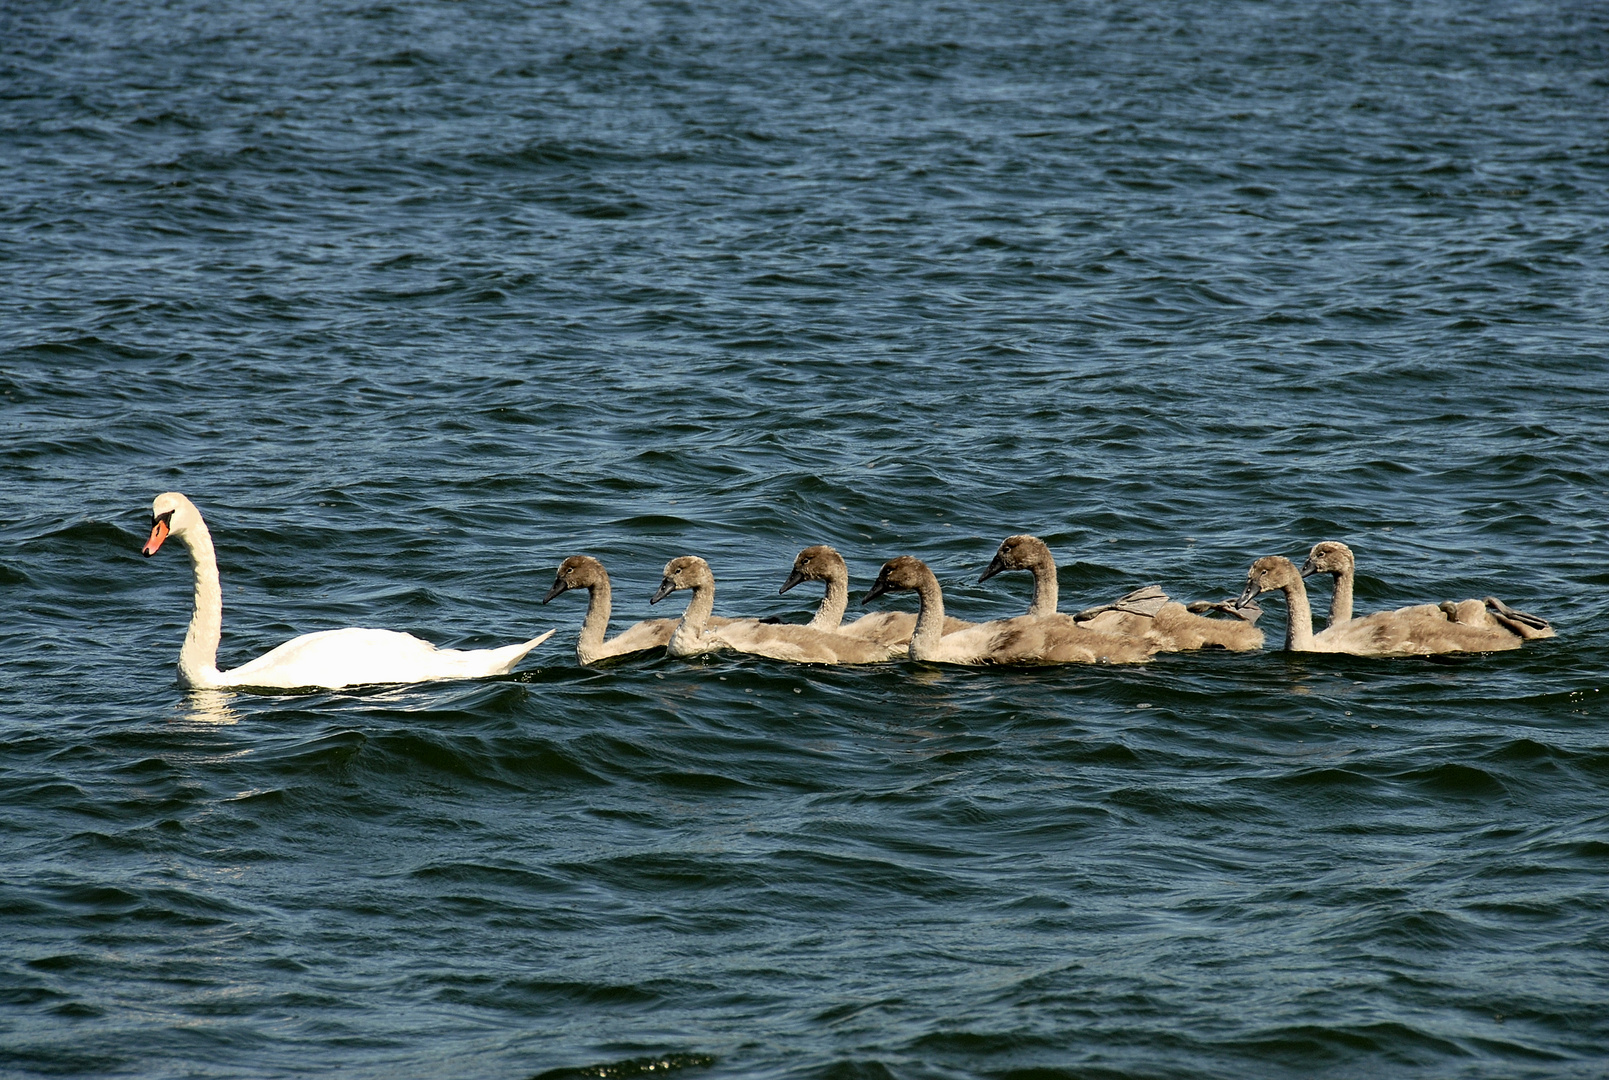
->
<box><xmin>708</xmin><ymin>620</ymin><xmax>904</xmax><ymax>664</ymax></box>
<box><xmin>867</xmin><ymin>554</ymin><xmax>1157</xmax><ymax>666</ymax></box>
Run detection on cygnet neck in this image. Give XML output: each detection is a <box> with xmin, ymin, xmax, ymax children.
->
<box><xmin>576</xmin><ymin>574</ymin><xmax>615</xmax><ymax>663</ymax></box>
<box><xmin>807</xmin><ymin>571</ymin><xmax>850</xmax><ymax>632</ymax></box>
<box><xmin>670</xmin><ymin>579</ymin><xmax>717</xmax><ymax>655</ymax></box>
<box><xmin>907</xmin><ymin>569</ymin><xmax>949</xmax><ymax>661</ymax></box>
<box><xmin>1328</xmin><ymin>564</ymin><xmax>1354</xmax><ymax>626</ymax></box>
<box><xmin>1276</xmin><ymin>572</ymin><xmax>1318</xmax><ymax>651</ymax></box>
<box><xmin>1025</xmin><ymin>554</ymin><xmax>1058</xmax><ymax>618</ymax></box>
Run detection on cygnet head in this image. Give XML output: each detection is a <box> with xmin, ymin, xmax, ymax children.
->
<box><xmin>1301</xmin><ymin>541</ymin><xmax>1355</xmax><ymax>579</ymax></box>
<box><xmin>780</xmin><ymin>545</ymin><xmax>847</xmax><ymax>594</ymax></box>
<box><xmin>979</xmin><ymin>534</ymin><xmax>1051</xmax><ymax>583</ymax></box>
<box><xmin>1238</xmin><ymin>555</ymin><xmax>1302</xmax><ymax>607</ymax></box>
<box><xmin>142</xmin><ymin>492</ymin><xmax>198</xmax><ymax>557</ymax></box>
<box><xmin>543</xmin><ymin>555</ymin><xmax>607</xmax><ymax>604</ymax></box>
<box><xmin>651</xmin><ymin>556</ymin><xmax>713</xmax><ymax>604</ymax></box>
<box><xmin>863</xmin><ymin>555</ymin><xmax>930</xmax><ymax>605</ymax></box>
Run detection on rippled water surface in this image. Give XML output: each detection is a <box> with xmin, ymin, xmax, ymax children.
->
<box><xmin>4</xmin><ymin>1</ymin><xmax>1608</xmax><ymax>1077</ymax></box>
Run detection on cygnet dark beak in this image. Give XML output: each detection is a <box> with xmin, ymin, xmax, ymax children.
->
<box><xmin>862</xmin><ymin>574</ymin><xmax>893</xmax><ymax>606</ymax></box>
<box><xmin>978</xmin><ymin>553</ymin><xmax>1008</xmax><ymax>584</ymax></box>
<box><xmin>650</xmin><ymin>579</ymin><xmax>675</xmax><ymax>604</ymax></box>
<box><xmin>779</xmin><ymin>569</ymin><xmax>807</xmax><ymax>595</ymax></box>
<box><xmin>1236</xmin><ymin>579</ymin><xmax>1262</xmax><ymax>608</ymax></box>
<box><xmin>542</xmin><ymin>578</ymin><xmax>568</xmax><ymax>604</ymax></box>
<box><xmin>1299</xmin><ymin>558</ymin><xmax>1318</xmax><ymax>578</ymax></box>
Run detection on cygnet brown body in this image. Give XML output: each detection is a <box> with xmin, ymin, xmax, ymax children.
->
<box><xmin>653</xmin><ymin>555</ymin><xmax>903</xmax><ymax>664</ymax></box>
<box><xmin>780</xmin><ymin>544</ymin><xmax>973</xmax><ymax>645</ymax></box>
<box><xmin>865</xmin><ymin>555</ymin><xmax>1158</xmax><ymax>665</ymax></box>
<box><xmin>979</xmin><ymin>535</ymin><xmax>1263</xmax><ymax>652</ymax></box>
<box><xmin>545</xmin><ymin>555</ymin><xmax>735</xmax><ymax>664</ymax></box>
<box><xmin>1239</xmin><ymin>555</ymin><xmax>1554</xmax><ymax>655</ymax></box>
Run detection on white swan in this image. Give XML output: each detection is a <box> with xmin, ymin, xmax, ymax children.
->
<box><xmin>652</xmin><ymin>555</ymin><xmax>902</xmax><ymax>664</ymax></box>
<box><xmin>978</xmin><ymin>534</ymin><xmax>1263</xmax><ymax>652</ymax></box>
<box><xmin>141</xmin><ymin>492</ymin><xmax>553</xmax><ymax>690</ymax></box>
<box><xmin>863</xmin><ymin>556</ymin><xmax>1158</xmax><ymax>665</ymax></box>
<box><xmin>779</xmin><ymin>544</ymin><xmax>973</xmax><ymax>645</ymax></box>
<box><xmin>1237</xmin><ymin>554</ymin><xmax>1554</xmax><ymax>655</ymax></box>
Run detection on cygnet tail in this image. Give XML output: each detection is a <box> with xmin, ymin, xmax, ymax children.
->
<box><xmin>1075</xmin><ymin>585</ymin><xmax>1168</xmax><ymax>623</ymax></box>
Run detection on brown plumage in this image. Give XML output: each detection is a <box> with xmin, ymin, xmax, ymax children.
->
<box><xmin>1299</xmin><ymin>540</ymin><xmax>1356</xmax><ymax>628</ymax></box>
<box><xmin>653</xmin><ymin>555</ymin><xmax>903</xmax><ymax>664</ymax></box>
<box><xmin>544</xmin><ymin>555</ymin><xmax>706</xmax><ymax>665</ymax></box>
<box><xmin>865</xmin><ymin>555</ymin><xmax>1158</xmax><ymax>665</ymax></box>
<box><xmin>1238</xmin><ymin>555</ymin><xmax>1554</xmax><ymax>655</ymax></box>
<box><xmin>780</xmin><ymin>544</ymin><xmax>973</xmax><ymax>645</ymax></box>
<box><xmin>979</xmin><ymin>534</ymin><xmax>1263</xmax><ymax>652</ymax></box>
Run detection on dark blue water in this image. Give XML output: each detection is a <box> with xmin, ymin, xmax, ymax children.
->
<box><xmin>4</xmin><ymin>1</ymin><xmax>1608</xmax><ymax>1076</ymax></box>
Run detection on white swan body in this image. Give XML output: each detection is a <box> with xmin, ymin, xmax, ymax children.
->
<box><xmin>780</xmin><ymin>544</ymin><xmax>973</xmax><ymax>645</ymax></box>
<box><xmin>864</xmin><ymin>555</ymin><xmax>1158</xmax><ymax>665</ymax></box>
<box><xmin>141</xmin><ymin>492</ymin><xmax>553</xmax><ymax>690</ymax></box>
<box><xmin>979</xmin><ymin>535</ymin><xmax>1263</xmax><ymax>652</ymax></box>
<box><xmin>1238</xmin><ymin>554</ymin><xmax>1554</xmax><ymax>655</ymax></box>
<box><xmin>653</xmin><ymin>555</ymin><xmax>903</xmax><ymax>664</ymax></box>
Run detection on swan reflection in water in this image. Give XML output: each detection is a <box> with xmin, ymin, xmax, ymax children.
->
<box><xmin>175</xmin><ymin>689</ymin><xmax>242</xmax><ymax>725</ymax></box>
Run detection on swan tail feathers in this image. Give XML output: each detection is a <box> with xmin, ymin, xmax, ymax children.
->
<box><xmin>491</xmin><ymin>628</ymin><xmax>558</xmax><ymax>672</ymax></box>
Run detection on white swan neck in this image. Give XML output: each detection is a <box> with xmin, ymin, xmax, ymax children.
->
<box><xmin>907</xmin><ymin>573</ymin><xmax>947</xmax><ymax>661</ymax></box>
<box><xmin>177</xmin><ymin>517</ymin><xmax>225</xmax><ymax>688</ymax></box>
<box><xmin>577</xmin><ymin>578</ymin><xmax>614</xmax><ymax>663</ymax></box>
<box><xmin>1280</xmin><ymin>575</ymin><xmax>1317</xmax><ymax>651</ymax></box>
<box><xmin>1028</xmin><ymin>559</ymin><xmax>1058</xmax><ymax>618</ymax></box>
<box><xmin>807</xmin><ymin>573</ymin><xmax>849</xmax><ymax>632</ymax></box>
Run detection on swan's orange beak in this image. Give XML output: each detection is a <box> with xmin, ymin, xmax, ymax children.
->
<box><xmin>142</xmin><ymin>517</ymin><xmax>170</xmax><ymax>557</ymax></box>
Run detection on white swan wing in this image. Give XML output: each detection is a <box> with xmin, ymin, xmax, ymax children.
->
<box><xmin>217</xmin><ymin>627</ymin><xmax>554</xmax><ymax>690</ymax></box>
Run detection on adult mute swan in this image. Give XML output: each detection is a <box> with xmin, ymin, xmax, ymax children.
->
<box><xmin>863</xmin><ymin>556</ymin><xmax>1157</xmax><ymax>665</ymax></box>
<box><xmin>978</xmin><ymin>535</ymin><xmax>1263</xmax><ymax>652</ymax></box>
<box><xmin>652</xmin><ymin>555</ymin><xmax>902</xmax><ymax>664</ymax></box>
<box><xmin>141</xmin><ymin>492</ymin><xmax>553</xmax><ymax>690</ymax></box>
<box><xmin>778</xmin><ymin>544</ymin><xmax>972</xmax><ymax>644</ymax></box>
<box><xmin>1237</xmin><ymin>554</ymin><xmax>1554</xmax><ymax>655</ymax></box>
